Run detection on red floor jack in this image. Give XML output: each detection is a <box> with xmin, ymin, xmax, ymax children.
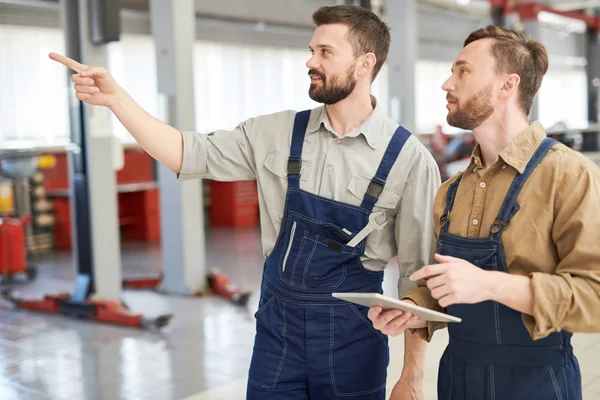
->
<box><xmin>2</xmin><ymin>275</ymin><xmax>172</xmax><ymax>329</ymax></box>
<box><xmin>207</xmin><ymin>269</ymin><xmax>252</xmax><ymax>307</ymax></box>
<box><xmin>122</xmin><ymin>274</ymin><xmax>162</xmax><ymax>289</ymax></box>
<box><xmin>0</xmin><ymin>216</ymin><xmax>37</xmax><ymax>283</ymax></box>
<box><xmin>123</xmin><ymin>270</ymin><xmax>252</xmax><ymax>307</ymax></box>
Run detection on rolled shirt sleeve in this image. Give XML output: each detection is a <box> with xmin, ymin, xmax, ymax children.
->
<box><xmin>402</xmin><ymin>283</ymin><xmax>447</xmax><ymax>342</ymax></box>
<box><xmin>177</xmin><ymin>118</ymin><xmax>260</xmax><ymax>182</ymax></box>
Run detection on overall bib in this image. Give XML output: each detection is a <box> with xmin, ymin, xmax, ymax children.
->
<box><xmin>437</xmin><ymin>138</ymin><xmax>582</xmax><ymax>400</ymax></box>
<box><xmin>247</xmin><ymin>110</ymin><xmax>411</xmax><ymax>399</ymax></box>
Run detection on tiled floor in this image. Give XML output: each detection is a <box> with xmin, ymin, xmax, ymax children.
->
<box><xmin>0</xmin><ymin>226</ymin><xmax>598</xmax><ymax>399</ymax></box>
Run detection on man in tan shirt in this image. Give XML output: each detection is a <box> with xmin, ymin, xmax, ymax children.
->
<box><xmin>50</xmin><ymin>5</ymin><xmax>440</xmax><ymax>400</ymax></box>
<box><xmin>369</xmin><ymin>26</ymin><xmax>600</xmax><ymax>400</ymax></box>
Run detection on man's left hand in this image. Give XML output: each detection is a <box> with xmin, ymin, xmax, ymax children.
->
<box><xmin>409</xmin><ymin>253</ymin><xmax>494</xmax><ymax>308</ymax></box>
<box><xmin>389</xmin><ymin>374</ymin><xmax>424</xmax><ymax>400</ymax></box>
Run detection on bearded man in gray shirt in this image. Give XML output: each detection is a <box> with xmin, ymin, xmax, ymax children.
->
<box><xmin>51</xmin><ymin>5</ymin><xmax>440</xmax><ymax>400</ymax></box>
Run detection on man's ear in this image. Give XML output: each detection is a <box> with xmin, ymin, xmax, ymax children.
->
<box><xmin>359</xmin><ymin>52</ymin><xmax>377</xmax><ymax>77</ymax></box>
<box><xmin>499</xmin><ymin>73</ymin><xmax>520</xmax><ymax>99</ymax></box>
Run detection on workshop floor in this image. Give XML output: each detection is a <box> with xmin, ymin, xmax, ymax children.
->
<box><xmin>0</xmin><ymin>227</ymin><xmax>598</xmax><ymax>400</ymax></box>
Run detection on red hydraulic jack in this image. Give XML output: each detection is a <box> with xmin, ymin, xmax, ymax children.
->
<box><xmin>23</xmin><ymin>2</ymin><xmax>173</xmax><ymax>331</ymax></box>
<box><xmin>122</xmin><ymin>274</ymin><xmax>162</xmax><ymax>290</ymax></box>
<box><xmin>207</xmin><ymin>269</ymin><xmax>252</xmax><ymax>307</ymax></box>
<box><xmin>0</xmin><ymin>216</ymin><xmax>37</xmax><ymax>283</ymax></box>
<box><xmin>124</xmin><ymin>269</ymin><xmax>252</xmax><ymax>307</ymax></box>
<box><xmin>3</xmin><ymin>275</ymin><xmax>172</xmax><ymax>329</ymax></box>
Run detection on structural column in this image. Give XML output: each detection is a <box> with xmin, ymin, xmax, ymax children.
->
<box><xmin>521</xmin><ymin>18</ymin><xmax>541</xmax><ymax>121</ymax></box>
<box><xmin>489</xmin><ymin>0</ymin><xmax>506</xmax><ymax>27</ymax></box>
<box><xmin>60</xmin><ymin>0</ymin><xmax>122</xmax><ymax>300</ymax></box>
<box><xmin>586</xmin><ymin>23</ymin><xmax>600</xmax><ymax>150</ymax></box>
<box><xmin>150</xmin><ymin>0</ymin><xmax>206</xmax><ymax>295</ymax></box>
<box><xmin>489</xmin><ymin>0</ymin><xmax>520</xmax><ymax>28</ymax></box>
<box><xmin>385</xmin><ymin>0</ymin><xmax>418</xmax><ymax>132</ymax></box>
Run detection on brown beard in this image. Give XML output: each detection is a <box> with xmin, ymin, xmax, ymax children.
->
<box><xmin>309</xmin><ymin>62</ymin><xmax>357</xmax><ymax>105</ymax></box>
<box><xmin>447</xmin><ymin>85</ymin><xmax>494</xmax><ymax>130</ymax></box>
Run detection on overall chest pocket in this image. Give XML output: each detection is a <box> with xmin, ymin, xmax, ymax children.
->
<box><xmin>437</xmin><ymin>241</ymin><xmax>499</xmax><ymax>271</ymax></box>
<box><xmin>279</xmin><ymin>212</ymin><xmax>360</xmax><ymax>290</ymax></box>
<box><xmin>439</xmin><ymin>239</ymin><xmax>501</xmax><ymax>342</ymax></box>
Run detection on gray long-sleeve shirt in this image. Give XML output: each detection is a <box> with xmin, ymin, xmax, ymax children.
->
<box><xmin>177</xmin><ymin>101</ymin><xmax>441</xmax><ymax>296</ymax></box>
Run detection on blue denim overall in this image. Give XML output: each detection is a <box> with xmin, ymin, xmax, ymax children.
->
<box><xmin>246</xmin><ymin>110</ymin><xmax>411</xmax><ymax>399</ymax></box>
<box><xmin>437</xmin><ymin>138</ymin><xmax>582</xmax><ymax>400</ymax></box>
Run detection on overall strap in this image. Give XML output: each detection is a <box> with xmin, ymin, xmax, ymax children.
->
<box><xmin>287</xmin><ymin>110</ymin><xmax>311</xmax><ymax>189</ymax></box>
<box><xmin>439</xmin><ymin>174</ymin><xmax>463</xmax><ymax>234</ymax></box>
<box><xmin>491</xmin><ymin>138</ymin><xmax>558</xmax><ymax>236</ymax></box>
<box><xmin>360</xmin><ymin>125</ymin><xmax>412</xmax><ymax>211</ymax></box>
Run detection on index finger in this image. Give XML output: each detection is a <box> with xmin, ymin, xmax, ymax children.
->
<box><xmin>49</xmin><ymin>52</ymin><xmax>87</xmax><ymax>73</ymax></box>
<box><xmin>410</xmin><ymin>264</ymin><xmax>448</xmax><ymax>282</ymax></box>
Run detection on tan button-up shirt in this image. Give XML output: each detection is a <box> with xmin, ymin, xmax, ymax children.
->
<box><xmin>404</xmin><ymin>121</ymin><xmax>600</xmax><ymax>341</ymax></box>
<box><xmin>177</xmin><ymin>101</ymin><xmax>441</xmax><ymax>296</ymax></box>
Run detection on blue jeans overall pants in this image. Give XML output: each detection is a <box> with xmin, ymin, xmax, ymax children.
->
<box><xmin>437</xmin><ymin>138</ymin><xmax>582</xmax><ymax>400</ymax></box>
<box><xmin>246</xmin><ymin>110</ymin><xmax>411</xmax><ymax>399</ymax></box>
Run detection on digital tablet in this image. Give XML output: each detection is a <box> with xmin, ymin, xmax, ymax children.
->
<box><xmin>332</xmin><ymin>292</ymin><xmax>462</xmax><ymax>323</ymax></box>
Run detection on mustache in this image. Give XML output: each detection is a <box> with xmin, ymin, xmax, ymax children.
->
<box><xmin>308</xmin><ymin>69</ymin><xmax>326</xmax><ymax>80</ymax></box>
<box><xmin>446</xmin><ymin>94</ymin><xmax>457</xmax><ymax>103</ymax></box>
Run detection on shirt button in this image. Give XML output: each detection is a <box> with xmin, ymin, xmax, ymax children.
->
<box><xmin>473</xmin><ymin>168</ymin><xmax>477</xmax><ymax>173</ymax></box>
<box><xmin>336</xmin><ymin>139</ymin><xmax>342</xmax><ymax>144</ymax></box>
<box><xmin>479</xmin><ymin>182</ymin><xmax>486</xmax><ymax>188</ymax></box>
<box><xmin>502</xmin><ymin>164</ymin><xmax>507</xmax><ymax>170</ymax></box>
<box><xmin>328</xmin><ymin>166</ymin><xmax>334</xmax><ymax>172</ymax></box>
<box><xmin>473</xmin><ymin>219</ymin><xmax>479</xmax><ymax>225</ymax></box>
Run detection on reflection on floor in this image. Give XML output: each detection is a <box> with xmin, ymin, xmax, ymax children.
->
<box><xmin>0</xmin><ymin>227</ymin><xmax>598</xmax><ymax>399</ymax></box>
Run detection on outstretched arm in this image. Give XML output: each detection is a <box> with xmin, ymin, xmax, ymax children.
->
<box><xmin>50</xmin><ymin>52</ymin><xmax>184</xmax><ymax>173</ymax></box>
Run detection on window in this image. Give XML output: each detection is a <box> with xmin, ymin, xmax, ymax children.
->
<box><xmin>415</xmin><ymin>59</ymin><xmax>457</xmax><ymax>134</ymax></box>
<box><xmin>0</xmin><ymin>27</ymin><xmax>391</xmax><ymax>143</ymax></box>
<box><xmin>107</xmin><ymin>34</ymin><xmax>159</xmax><ymax>142</ymax></box>
<box><xmin>538</xmin><ymin>65</ymin><xmax>588</xmax><ymax>130</ymax></box>
<box><xmin>0</xmin><ymin>25</ymin><xmax>70</xmax><ymax>142</ymax></box>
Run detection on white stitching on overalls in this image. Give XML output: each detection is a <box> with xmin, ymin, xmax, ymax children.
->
<box><xmin>494</xmin><ymin>302</ymin><xmax>502</xmax><ymax>345</ymax></box>
<box><xmin>548</xmin><ymin>365</ymin><xmax>563</xmax><ymax>400</ymax></box>
<box><xmin>489</xmin><ymin>365</ymin><xmax>496</xmax><ymax>400</ymax></box>
<box><xmin>329</xmin><ymin>306</ymin><xmax>337</xmax><ymax>392</ymax></box>
<box><xmin>349</xmin><ymin>304</ymin><xmax>387</xmax><ymax>343</ymax></box>
<box><xmin>448</xmin><ymin>351</ymin><xmax>453</xmax><ymax>400</ymax></box>
<box><xmin>563</xmin><ymin>363</ymin><xmax>570</xmax><ymax>400</ymax></box>
<box><xmin>329</xmin><ymin>305</ymin><xmax>387</xmax><ymax>396</ymax></box>
<box><xmin>272</xmin><ymin>302</ymin><xmax>288</xmax><ymax>388</ymax></box>
<box><xmin>288</xmin><ymin>233</ymin><xmax>308</xmax><ymax>287</ymax></box>
<box><xmin>301</xmin><ymin>234</ymin><xmax>320</xmax><ymax>288</ymax></box>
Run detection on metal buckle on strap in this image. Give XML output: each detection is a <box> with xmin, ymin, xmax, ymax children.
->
<box><xmin>365</xmin><ymin>177</ymin><xmax>385</xmax><ymax>200</ymax></box>
<box><xmin>495</xmin><ymin>217</ymin><xmax>508</xmax><ymax>227</ymax></box>
<box><xmin>287</xmin><ymin>157</ymin><xmax>301</xmax><ymax>176</ymax></box>
<box><xmin>490</xmin><ymin>218</ymin><xmax>508</xmax><ymax>235</ymax></box>
<box><xmin>440</xmin><ymin>213</ymin><xmax>449</xmax><ymax>224</ymax></box>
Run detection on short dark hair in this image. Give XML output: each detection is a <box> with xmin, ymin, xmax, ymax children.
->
<box><xmin>464</xmin><ymin>25</ymin><xmax>549</xmax><ymax>116</ymax></box>
<box><xmin>312</xmin><ymin>5</ymin><xmax>391</xmax><ymax>81</ymax></box>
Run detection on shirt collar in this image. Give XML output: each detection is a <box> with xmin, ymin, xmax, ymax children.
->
<box><xmin>306</xmin><ymin>96</ymin><xmax>384</xmax><ymax>149</ymax></box>
<box><xmin>468</xmin><ymin>121</ymin><xmax>547</xmax><ymax>175</ymax></box>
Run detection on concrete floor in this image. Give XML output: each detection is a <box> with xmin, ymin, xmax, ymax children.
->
<box><xmin>0</xmin><ymin>227</ymin><xmax>598</xmax><ymax>399</ymax></box>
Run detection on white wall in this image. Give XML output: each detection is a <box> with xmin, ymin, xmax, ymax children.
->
<box><xmin>0</xmin><ymin>1</ymin><xmax>592</xmax><ymax>138</ymax></box>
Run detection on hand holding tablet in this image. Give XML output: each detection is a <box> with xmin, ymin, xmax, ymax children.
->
<box><xmin>332</xmin><ymin>292</ymin><xmax>462</xmax><ymax>323</ymax></box>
